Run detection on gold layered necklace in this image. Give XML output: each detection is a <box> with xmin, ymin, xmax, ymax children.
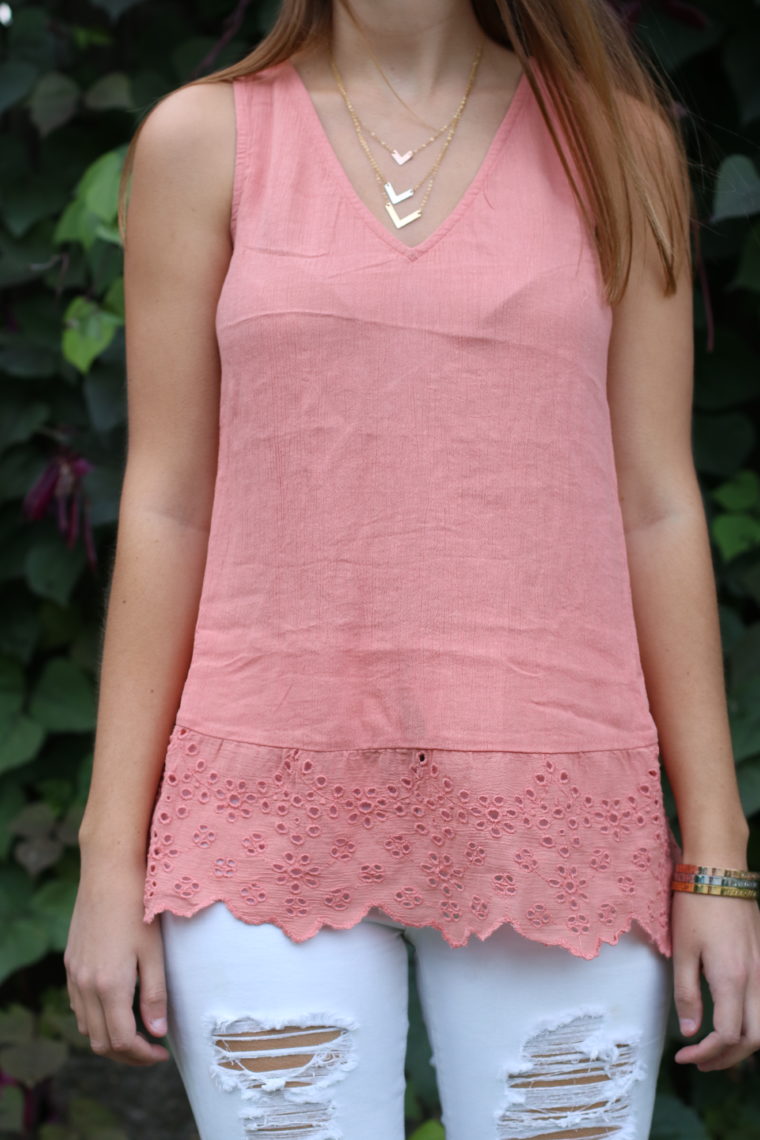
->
<box><xmin>328</xmin><ymin>40</ymin><xmax>485</xmax><ymax>230</ymax></box>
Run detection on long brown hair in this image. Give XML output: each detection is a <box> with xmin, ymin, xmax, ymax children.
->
<box><xmin>117</xmin><ymin>0</ymin><xmax>694</xmax><ymax>304</ymax></box>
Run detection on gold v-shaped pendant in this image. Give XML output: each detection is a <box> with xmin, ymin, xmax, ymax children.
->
<box><xmin>385</xmin><ymin>201</ymin><xmax>423</xmax><ymax>229</ymax></box>
<box><xmin>384</xmin><ymin>181</ymin><xmax>414</xmax><ymax>205</ymax></box>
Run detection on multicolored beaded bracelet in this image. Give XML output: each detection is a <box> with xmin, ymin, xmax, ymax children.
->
<box><xmin>671</xmin><ymin>863</ymin><xmax>759</xmax><ymax>900</ymax></box>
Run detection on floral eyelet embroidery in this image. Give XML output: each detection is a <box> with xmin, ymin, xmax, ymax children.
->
<box><xmin>144</xmin><ymin>729</ymin><xmax>678</xmax><ymax>958</ymax></box>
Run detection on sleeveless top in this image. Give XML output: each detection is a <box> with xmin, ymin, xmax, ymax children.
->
<box><xmin>143</xmin><ymin>56</ymin><xmax>681</xmax><ymax>959</ymax></box>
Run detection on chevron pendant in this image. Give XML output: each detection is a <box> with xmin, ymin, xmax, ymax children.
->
<box><xmin>385</xmin><ymin>201</ymin><xmax>423</xmax><ymax>229</ymax></box>
<box><xmin>384</xmin><ymin>180</ymin><xmax>414</xmax><ymax>205</ymax></box>
<box><xmin>391</xmin><ymin>149</ymin><xmax>413</xmax><ymax>165</ymax></box>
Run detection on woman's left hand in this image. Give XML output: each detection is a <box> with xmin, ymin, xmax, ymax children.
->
<box><xmin>671</xmin><ymin>890</ymin><xmax>760</xmax><ymax>1071</ymax></box>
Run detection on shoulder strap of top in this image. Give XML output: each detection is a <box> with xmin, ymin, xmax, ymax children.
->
<box><xmin>229</xmin><ymin>66</ymin><xmax>279</xmax><ymax>243</ymax></box>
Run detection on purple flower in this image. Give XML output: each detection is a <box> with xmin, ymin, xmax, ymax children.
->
<box><xmin>23</xmin><ymin>445</ymin><xmax>97</xmax><ymax>569</ymax></box>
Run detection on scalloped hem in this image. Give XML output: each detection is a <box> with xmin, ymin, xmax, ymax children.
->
<box><xmin>144</xmin><ymin>893</ymin><xmax>672</xmax><ymax>962</ymax></box>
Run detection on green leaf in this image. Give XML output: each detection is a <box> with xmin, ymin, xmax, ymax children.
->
<box><xmin>718</xmin><ymin>602</ymin><xmax>746</xmax><ymax>656</ymax></box>
<box><xmin>94</xmin><ymin>220</ymin><xmax>124</xmax><ymax>246</ymax></box>
<box><xmin>0</xmin><ymin>227</ymin><xmax>62</xmax><ymax>289</ymax></box>
<box><xmin>0</xmin><ymin>1038</ymin><xmax>69</xmax><ymax>1085</ymax></box>
<box><xmin>406</xmin><ymin>963</ymin><xmax>439</xmax><ymax>1109</ymax></box>
<box><xmin>732</xmin><ymin>223</ymin><xmax>760</xmax><ymax>292</ymax></box>
<box><xmin>77</xmin><ymin>149</ymin><xmax>125</xmax><ymax>224</ymax></box>
<box><xmin>38</xmin><ymin>1126</ymin><xmax>70</xmax><ymax>1140</ymax></box>
<box><xmin>0</xmin><ymin>1004</ymin><xmax>34</xmax><ymax>1045</ymax></box>
<box><xmin>38</xmin><ymin>600</ymin><xmax>83</xmax><ymax>652</ymax></box>
<box><xmin>724</xmin><ymin>35</ymin><xmax>760</xmax><ymax>126</ymax></box>
<box><xmin>0</xmin><ymin>342</ymin><xmax>58</xmax><ymax>378</ymax></box>
<box><xmin>0</xmin><ymin>1084</ymin><xmax>24</xmax><ymax>1131</ymax></box>
<box><xmin>0</xmin><ymin>784</ymin><xmax>26</xmax><ymax>859</ymax></box>
<box><xmin>85</xmin><ymin>463</ymin><xmax>124</xmax><ymax>526</ymax></box>
<box><xmin>40</xmin><ymin>985</ymin><xmax>84</xmax><ymax>1047</ymax></box>
<box><xmin>28</xmin><ymin>72</ymin><xmax>80</xmax><ymax>136</ymax></box>
<box><xmin>711</xmin><ymin>471</ymin><xmax>760</xmax><ymax>513</ymax></box>
<box><xmin>9</xmin><ymin>800</ymin><xmax>57</xmax><ymax>839</ymax></box>
<box><xmin>53</xmin><ymin>197</ymin><xmax>103</xmax><ymax>251</ymax></box>
<box><xmin>728</xmin><ymin>676</ymin><xmax>760</xmax><ymax>764</ymax></box>
<box><xmin>739</xmin><ymin>559</ymin><xmax>760</xmax><ymax>610</ymax></box>
<box><xmin>70</xmin><ymin>624</ymin><xmax>101</xmax><ymax>674</ymax></box>
<box><xmin>31</xmin><ymin>879</ymin><xmax>78</xmax><ymax>950</ymax></box>
<box><xmin>737</xmin><ymin>762</ymin><xmax>760</xmax><ymax>818</ymax></box>
<box><xmin>84</xmin><ymin>365</ymin><xmax>126</xmax><ymax>432</ymax></box>
<box><xmin>69</xmin><ymin>25</ymin><xmax>115</xmax><ymax>50</ymax></box>
<box><xmin>0</xmin><ymin>867</ymin><xmax>35</xmax><ymax>922</ymax></box>
<box><xmin>103</xmin><ymin>274</ymin><xmax>125</xmax><ymax>319</ymax></box>
<box><xmin>84</xmin><ymin>71</ymin><xmax>133</xmax><ymax>111</ymax></box>
<box><xmin>0</xmin><ymin>134</ymin><xmax>26</xmax><ymax>185</ymax></box>
<box><xmin>0</xmin><ymin>59</ymin><xmax>39</xmax><ymax>114</ymax></box>
<box><xmin>26</xmin><ymin>537</ymin><xmax>87</xmax><ymax>606</ymax></box>
<box><xmin>1</xmin><ymin>177</ymin><xmax>71</xmax><ymax>239</ymax></box>
<box><xmin>0</xmin><ymin>915</ymin><xmax>50</xmax><ymax>984</ymax></box>
<box><xmin>404</xmin><ymin>1079</ymin><xmax>425</xmax><ymax>1126</ymax></box>
<box><xmin>0</xmin><ymin>657</ymin><xmax>25</xmax><ymax>724</ymax></box>
<box><xmin>0</xmin><ymin>449</ymin><xmax>46</xmax><ymax>507</ymax></box>
<box><xmin>8</xmin><ymin>7</ymin><xmax>56</xmax><ymax>71</ymax></box>
<box><xmin>87</xmin><ymin>238</ymin><xmax>125</xmax><ymax>294</ymax></box>
<box><xmin>29</xmin><ymin>658</ymin><xmax>96</xmax><ymax>732</ymax></box>
<box><xmin>0</xmin><ymin>399</ymin><xmax>49</xmax><ymax>450</ymax></box>
<box><xmin>62</xmin><ymin>295</ymin><xmax>121</xmax><ymax>374</ymax></box>
<box><xmin>711</xmin><ymin>514</ymin><xmax>760</xmax><ymax>562</ymax></box>
<box><xmin>713</xmin><ymin>156</ymin><xmax>760</xmax><ymax>223</ymax></box>
<box><xmin>651</xmin><ymin>1092</ymin><xmax>709</xmax><ymax>1140</ymax></box>
<box><xmin>408</xmin><ymin>1123</ymin><xmax>446</xmax><ymax>1140</ymax></box>
<box><xmin>728</xmin><ymin>622</ymin><xmax>760</xmax><ymax>694</ymax></box>
<box><xmin>60</xmin><ymin>1094</ymin><xmax>129</xmax><ymax>1138</ymax></box>
<box><xmin>0</xmin><ymin>715</ymin><xmax>45</xmax><ymax>776</ymax></box>
<box><xmin>89</xmin><ymin>0</ymin><xmax>150</xmax><ymax>20</ymax></box>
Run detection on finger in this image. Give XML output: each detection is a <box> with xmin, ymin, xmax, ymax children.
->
<box><xmin>672</xmin><ymin>950</ymin><xmax>703</xmax><ymax>1039</ymax></box>
<box><xmin>674</xmin><ymin>974</ymin><xmax>745</xmax><ymax>1067</ymax></box>
<box><xmin>138</xmin><ymin>943</ymin><xmax>169</xmax><ymax>1039</ymax></box>
<box><xmin>102</xmin><ymin>983</ymin><xmax>170</xmax><ymax>1066</ymax></box>
<box><xmin>695</xmin><ymin>983</ymin><xmax>760</xmax><ymax>1072</ymax></box>
<box><xmin>81</xmin><ymin>985</ymin><xmax>114</xmax><ymax>1059</ymax></box>
<box><xmin>67</xmin><ymin>978</ymin><xmax>88</xmax><ymax>1039</ymax></box>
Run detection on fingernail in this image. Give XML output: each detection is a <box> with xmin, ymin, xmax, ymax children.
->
<box><xmin>150</xmin><ymin>1017</ymin><xmax>167</xmax><ymax>1034</ymax></box>
<box><xmin>679</xmin><ymin>1018</ymin><xmax>696</xmax><ymax>1034</ymax></box>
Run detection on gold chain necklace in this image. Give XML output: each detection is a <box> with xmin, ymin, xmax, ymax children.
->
<box><xmin>363</xmin><ymin>106</ymin><xmax>465</xmax><ymax>166</ymax></box>
<box><xmin>364</xmin><ymin>115</ymin><xmax>458</xmax><ymax>167</ymax></box>
<box><xmin>328</xmin><ymin>40</ymin><xmax>485</xmax><ymax>230</ymax></box>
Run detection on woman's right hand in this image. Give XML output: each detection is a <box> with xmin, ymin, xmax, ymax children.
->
<box><xmin>64</xmin><ymin>860</ymin><xmax>171</xmax><ymax>1066</ymax></box>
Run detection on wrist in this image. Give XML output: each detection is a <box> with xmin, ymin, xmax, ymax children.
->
<box><xmin>677</xmin><ymin>830</ymin><xmax>750</xmax><ymax>870</ymax></box>
<box><xmin>78</xmin><ymin>827</ymin><xmax>148</xmax><ymax>870</ymax></box>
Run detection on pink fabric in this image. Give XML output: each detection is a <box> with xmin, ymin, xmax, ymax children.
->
<box><xmin>143</xmin><ymin>58</ymin><xmax>680</xmax><ymax>957</ymax></box>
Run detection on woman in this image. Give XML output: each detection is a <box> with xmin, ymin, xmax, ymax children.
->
<box><xmin>65</xmin><ymin>0</ymin><xmax>760</xmax><ymax>1136</ymax></box>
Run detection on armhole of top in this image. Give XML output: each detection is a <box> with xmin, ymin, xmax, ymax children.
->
<box><xmin>229</xmin><ymin>75</ymin><xmax>253</xmax><ymax>244</ymax></box>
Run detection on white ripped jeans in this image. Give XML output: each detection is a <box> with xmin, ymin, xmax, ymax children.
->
<box><xmin>159</xmin><ymin>902</ymin><xmax>673</xmax><ymax>1140</ymax></box>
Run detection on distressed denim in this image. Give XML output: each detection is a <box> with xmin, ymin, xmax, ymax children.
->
<box><xmin>159</xmin><ymin>902</ymin><xmax>672</xmax><ymax>1139</ymax></box>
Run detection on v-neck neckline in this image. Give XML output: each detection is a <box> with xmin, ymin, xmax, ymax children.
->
<box><xmin>283</xmin><ymin>55</ymin><xmax>530</xmax><ymax>262</ymax></box>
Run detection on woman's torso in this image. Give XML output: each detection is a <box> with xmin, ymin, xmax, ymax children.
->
<box><xmin>174</xmin><ymin>55</ymin><xmax>658</xmax><ymax>753</ymax></box>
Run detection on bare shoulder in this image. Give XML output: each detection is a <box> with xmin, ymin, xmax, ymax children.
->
<box><xmin>129</xmin><ymin>79</ymin><xmax>236</xmax><ymax>236</ymax></box>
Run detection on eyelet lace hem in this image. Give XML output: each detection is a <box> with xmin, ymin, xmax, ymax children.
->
<box><xmin>143</xmin><ymin>724</ymin><xmax>679</xmax><ymax>961</ymax></box>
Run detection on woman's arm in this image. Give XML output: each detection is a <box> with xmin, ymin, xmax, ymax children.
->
<box><xmin>66</xmin><ymin>77</ymin><xmax>237</xmax><ymax>1066</ymax></box>
<box><xmin>607</xmin><ymin>210</ymin><xmax>749</xmax><ymax>871</ymax></box>
<box><xmin>606</xmin><ymin>114</ymin><xmax>760</xmax><ymax>1074</ymax></box>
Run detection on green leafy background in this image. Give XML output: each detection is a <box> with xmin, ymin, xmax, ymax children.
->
<box><xmin>0</xmin><ymin>0</ymin><xmax>759</xmax><ymax>1135</ymax></box>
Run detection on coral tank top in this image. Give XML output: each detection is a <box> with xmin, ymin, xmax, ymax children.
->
<box><xmin>143</xmin><ymin>56</ymin><xmax>681</xmax><ymax>959</ymax></box>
